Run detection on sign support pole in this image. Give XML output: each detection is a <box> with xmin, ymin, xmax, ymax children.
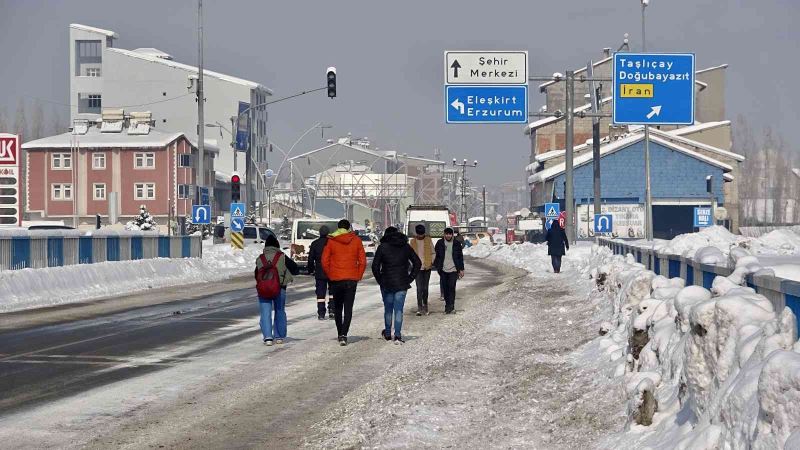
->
<box><xmin>564</xmin><ymin>71</ymin><xmax>575</xmax><ymax>243</ymax></box>
<box><xmin>644</xmin><ymin>125</ymin><xmax>653</xmax><ymax>240</ymax></box>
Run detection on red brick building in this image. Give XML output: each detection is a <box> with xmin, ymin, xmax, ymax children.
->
<box><xmin>22</xmin><ymin>117</ymin><xmax>216</xmax><ymax>228</ymax></box>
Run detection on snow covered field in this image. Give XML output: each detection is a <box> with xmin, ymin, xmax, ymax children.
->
<box><xmin>0</xmin><ymin>242</ymin><xmax>262</xmax><ymax>313</ymax></box>
<box><xmin>463</xmin><ymin>241</ymin><xmax>800</xmax><ymax>449</ymax></box>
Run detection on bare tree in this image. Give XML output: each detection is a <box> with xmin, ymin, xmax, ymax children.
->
<box><xmin>13</xmin><ymin>99</ymin><xmax>27</xmax><ymax>140</ymax></box>
<box><xmin>49</xmin><ymin>105</ymin><xmax>65</xmax><ymax>135</ymax></box>
<box><xmin>31</xmin><ymin>100</ymin><xmax>44</xmax><ymax>140</ymax></box>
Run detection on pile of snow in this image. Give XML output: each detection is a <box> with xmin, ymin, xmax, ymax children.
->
<box><xmin>464</xmin><ymin>241</ymin><xmax>594</xmax><ymax>274</ymax></box>
<box><xmin>588</xmin><ymin>245</ymin><xmax>800</xmax><ymax>449</ymax></box>
<box><xmin>0</xmin><ymin>243</ymin><xmax>263</xmax><ymax>313</ymax></box>
<box><xmin>654</xmin><ymin>226</ymin><xmax>745</xmax><ymax>258</ymax></box>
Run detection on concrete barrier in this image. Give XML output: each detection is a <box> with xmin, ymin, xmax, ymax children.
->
<box><xmin>0</xmin><ymin>231</ymin><xmax>202</xmax><ymax>271</ymax></box>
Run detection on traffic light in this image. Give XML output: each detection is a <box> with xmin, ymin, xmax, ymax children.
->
<box><xmin>327</xmin><ymin>67</ymin><xmax>337</xmax><ymax>98</ymax></box>
<box><xmin>231</xmin><ymin>172</ymin><xmax>241</xmax><ymax>202</ymax></box>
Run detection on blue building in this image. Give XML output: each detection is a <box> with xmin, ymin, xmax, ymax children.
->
<box><xmin>527</xmin><ymin>126</ymin><xmax>744</xmax><ymax>239</ymax></box>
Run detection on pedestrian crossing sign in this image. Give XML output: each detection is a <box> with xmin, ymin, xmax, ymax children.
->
<box><xmin>545</xmin><ymin>203</ymin><xmax>560</xmax><ymax>219</ymax></box>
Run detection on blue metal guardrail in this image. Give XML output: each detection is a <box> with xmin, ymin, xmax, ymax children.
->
<box><xmin>598</xmin><ymin>238</ymin><xmax>800</xmax><ymax>333</ymax></box>
<box><xmin>0</xmin><ymin>234</ymin><xmax>202</xmax><ymax>271</ymax></box>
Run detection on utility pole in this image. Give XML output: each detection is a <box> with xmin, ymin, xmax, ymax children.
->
<box><xmin>230</xmin><ymin>116</ymin><xmax>237</xmax><ymax>172</ymax></box>
<box><xmin>453</xmin><ymin>158</ymin><xmax>477</xmax><ymax>225</ymax></box>
<box><xmin>196</xmin><ymin>0</ymin><xmax>205</xmax><ymax>198</ymax></box>
<box><xmin>642</xmin><ymin>0</ymin><xmax>653</xmax><ymax>240</ymax></box>
<box><xmin>482</xmin><ymin>185</ymin><xmax>487</xmax><ymax>228</ymax></box>
<box><xmin>587</xmin><ymin>60</ymin><xmax>602</xmax><ymax>220</ymax></box>
<box><xmin>564</xmin><ymin>70</ymin><xmax>575</xmax><ymax>243</ymax></box>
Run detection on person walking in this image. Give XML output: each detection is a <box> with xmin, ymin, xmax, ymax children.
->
<box><xmin>307</xmin><ymin>225</ymin><xmax>334</xmax><ymax>320</ymax></box>
<box><xmin>254</xmin><ymin>235</ymin><xmax>300</xmax><ymax>346</ymax></box>
<box><xmin>372</xmin><ymin>227</ymin><xmax>421</xmax><ymax>344</ymax></box>
<box><xmin>433</xmin><ymin>227</ymin><xmax>464</xmax><ymax>315</ymax></box>
<box><xmin>545</xmin><ymin>220</ymin><xmax>569</xmax><ymax>273</ymax></box>
<box><xmin>321</xmin><ymin>219</ymin><xmax>367</xmax><ymax>346</ymax></box>
<box><xmin>409</xmin><ymin>224</ymin><xmax>434</xmax><ymax>316</ymax></box>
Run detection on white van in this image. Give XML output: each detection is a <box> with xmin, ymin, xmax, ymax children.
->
<box><xmin>291</xmin><ymin>218</ymin><xmax>340</xmax><ymax>269</ymax></box>
<box><xmin>404</xmin><ymin>205</ymin><xmax>451</xmax><ymax>245</ymax></box>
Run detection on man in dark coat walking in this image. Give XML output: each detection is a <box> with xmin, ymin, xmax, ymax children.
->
<box><xmin>545</xmin><ymin>220</ymin><xmax>569</xmax><ymax>273</ymax></box>
<box><xmin>372</xmin><ymin>227</ymin><xmax>421</xmax><ymax>343</ymax></box>
<box><xmin>307</xmin><ymin>225</ymin><xmax>334</xmax><ymax>320</ymax></box>
<box><xmin>433</xmin><ymin>227</ymin><xmax>465</xmax><ymax>314</ymax></box>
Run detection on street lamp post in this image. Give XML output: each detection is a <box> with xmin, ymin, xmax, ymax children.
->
<box><xmin>642</xmin><ymin>0</ymin><xmax>654</xmax><ymax>240</ymax></box>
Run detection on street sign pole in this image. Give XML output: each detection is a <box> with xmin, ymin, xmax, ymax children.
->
<box><xmin>564</xmin><ymin>71</ymin><xmax>575</xmax><ymax>243</ymax></box>
<box><xmin>644</xmin><ymin>125</ymin><xmax>653</xmax><ymax>240</ymax></box>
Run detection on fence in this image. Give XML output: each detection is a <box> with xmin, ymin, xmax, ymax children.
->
<box><xmin>597</xmin><ymin>238</ymin><xmax>800</xmax><ymax>331</ymax></box>
<box><xmin>0</xmin><ymin>232</ymin><xmax>203</xmax><ymax>271</ymax></box>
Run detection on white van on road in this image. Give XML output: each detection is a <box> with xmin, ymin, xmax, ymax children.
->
<box><xmin>291</xmin><ymin>218</ymin><xmax>341</xmax><ymax>269</ymax></box>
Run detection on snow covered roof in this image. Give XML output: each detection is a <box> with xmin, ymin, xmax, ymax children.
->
<box><xmin>107</xmin><ymin>48</ymin><xmax>271</xmax><ymax>93</ymax></box>
<box><xmin>525</xmin><ymin>96</ymin><xmax>613</xmax><ymax>134</ymax></box>
<box><xmin>723</xmin><ymin>173</ymin><xmax>734</xmax><ymax>181</ymax></box>
<box><xmin>23</xmin><ymin>126</ymin><xmax>184</xmax><ymax>150</ymax></box>
<box><xmin>528</xmin><ymin>133</ymin><xmax>733</xmax><ymax>184</ymax></box>
<box><xmin>670</xmin><ymin>120</ymin><xmax>731</xmax><ymax>136</ymax></box>
<box><xmin>132</xmin><ymin>48</ymin><xmax>173</xmax><ymax>60</ymax></box>
<box><xmin>70</xmin><ymin>23</ymin><xmax>118</xmax><ymax>39</ymax></box>
<box><xmin>288</xmin><ymin>141</ymin><xmax>443</xmax><ymax>178</ymax></box>
<box><xmin>652</xmin><ymin>128</ymin><xmax>744</xmax><ymax>162</ymax></box>
<box><xmin>695</xmin><ymin>64</ymin><xmax>729</xmax><ymax>75</ymax></box>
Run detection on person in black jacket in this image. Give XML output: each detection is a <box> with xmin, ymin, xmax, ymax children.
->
<box><xmin>433</xmin><ymin>227</ymin><xmax>465</xmax><ymax>314</ymax></box>
<box><xmin>545</xmin><ymin>220</ymin><xmax>569</xmax><ymax>273</ymax></box>
<box><xmin>372</xmin><ymin>226</ymin><xmax>421</xmax><ymax>343</ymax></box>
<box><xmin>307</xmin><ymin>225</ymin><xmax>334</xmax><ymax>320</ymax></box>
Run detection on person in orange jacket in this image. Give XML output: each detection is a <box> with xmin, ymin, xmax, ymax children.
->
<box><xmin>321</xmin><ymin>219</ymin><xmax>367</xmax><ymax>346</ymax></box>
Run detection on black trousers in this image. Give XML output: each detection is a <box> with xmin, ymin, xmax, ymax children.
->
<box><xmin>440</xmin><ymin>271</ymin><xmax>458</xmax><ymax>313</ymax></box>
<box><xmin>330</xmin><ymin>280</ymin><xmax>358</xmax><ymax>336</ymax></box>
<box><xmin>315</xmin><ymin>279</ymin><xmax>334</xmax><ymax>317</ymax></box>
<box><xmin>415</xmin><ymin>269</ymin><xmax>432</xmax><ymax>310</ymax></box>
<box><xmin>551</xmin><ymin>255</ymin><xmax>563</xmax><ymax>273</ymax></box>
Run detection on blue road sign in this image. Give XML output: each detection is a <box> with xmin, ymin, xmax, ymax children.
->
<box><xmin>200</xmin><ymin>187</ymin><xmax>209</xmax><ymax>206</ymax></box>
<box><xmin>694</xmin><ymin>207</ymin><xmax>713</xmax><ymax>228</ymax></box>
<box><xmin>235</xmin><ymin>101</ymin><xmax>250</xmax><ymax>151</ymax></box>
<box><xmin>545</xmin><ymin>219</ymin><xmax>555</xmax><ymax>231</ymax></box>
<box><xmin>230</xmin><ymin>202</ymin><xmax>246</xmax><ymax>219</ymax></box>
<box><xmin>192</xmin><ymin>205</ymin><xmax>211</xmax><ymax>225</ymax></box>
<box><xmin>613</xmin><ymin>53</ymin><xmax>695</xmax><ymax>125</ymax></box>
<box><xmin>446</xmin><ymin>85</ymin><xmax>528</xmax><ymax>124</ymax></box>
<box><xmin>544</xmin><ymin>203</ymin><xmax>560</xmax><ymax>220</ymax></box>
<box><xmin>594</xmin><ymin>214</ymin><xmax>613</xmax><ymax>234</ymax></box>
<box><xmin>230</xmin><ymin>217</ymin><xmax>245</xmax><ymax>232</ymax></box>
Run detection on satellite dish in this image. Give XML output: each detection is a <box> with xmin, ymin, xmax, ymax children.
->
<box><xmin>520</xmin><ymin>208</ymin><xmax>531</xmax><ymax>217</ymax></box>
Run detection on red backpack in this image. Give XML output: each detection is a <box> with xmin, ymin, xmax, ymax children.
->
<box><xmin>256</xmin><ymin>252</ymin><xmax>283</xmax><ymax>299</ymax></box>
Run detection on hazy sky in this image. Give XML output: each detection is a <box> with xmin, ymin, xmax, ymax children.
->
<box><xmin>0</xmin><ymin>0</ymin><xmax>798</xmax><ymax>185</ymax></box>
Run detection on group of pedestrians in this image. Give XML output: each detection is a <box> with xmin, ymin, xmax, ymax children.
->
<box><xmin>253</xmin><ymin>219</ymin><xmax>466</xmax><ymax>347</ymax></box>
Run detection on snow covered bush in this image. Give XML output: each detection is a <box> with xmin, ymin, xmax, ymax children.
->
<box><xmin>125</xmin><ymin>205</ymin><xmax>158</xmax><ymax>231</ymax></box>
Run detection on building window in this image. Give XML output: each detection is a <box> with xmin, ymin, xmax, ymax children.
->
<box><xmin>85</xmin><ymin>67</ymin><xmax>101</xmax><ymax>77</ymax></box>
<box><xmin>52</xmin><ymin>183</ymin><xmax>73</xmax><ymax>201</ymax></box>
<box><xmin>134</xmin><ymin>152</ymin><xmax>155</xmax><ymax>169</ymax></box>
<box><xmin>75</xmin><ymin>40</ymin><xmax>102</xmax><ymax>76</ymax></box>
<box><xmin>92</xmin><ymin>152</ymin><xmax>106</xmax><ymax>169</ymax></box>
<box><xmin>178</xmin><ymin>154</ymin><xmax>193</xmax><ymax>168</ymax></box>
<box><xmin>51</xmin><ymin>153</ymin><xmax>72</xmax><ymax>170</ymax></box>
<box><xmin>134</xmin><ymin>183</ymin><xmax>156</xmax><ymax>200</ymax></box>
<box><xmin>178</xmin><ymin>184</ymin><xmax>191</xmax><ymax>199</ymax></box>
<box><xmin>78</xmin><ymin>93</ymin><xmax>102</xmax><ymax>114</ymax></box>
<box><xmin>93</xmin><ymin>183</ymin><xmax>106</xmax><ymax>200</ymax></box>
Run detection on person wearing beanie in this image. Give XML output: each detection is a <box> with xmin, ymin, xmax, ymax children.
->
<box><xmin>321</xmin><ymin>219</ymin><xmax>367</xmax><ymax>346</ymax></box>
<box><xmin>307</xmin><ymin>225</ymin><xmax>334</xmax><ymax>320</ymax></box>
<box><xmin>433</xmin><ymin>227</ymin><xmax>465</xmax><ymax>314</ymax></box>
<box><xmin>409</xmin><ymin>223</ymin><xmax>435</xmax><ymax>316</ymax></box>
<box><xmin>372</xmin><ymin>226</ymin><xmax>421</xmax><ymax>343</ymax></box>
<box><xmin>254</xmin><ymin>234</ymin><xmax>300</xmax><ymax>346</ymax></box>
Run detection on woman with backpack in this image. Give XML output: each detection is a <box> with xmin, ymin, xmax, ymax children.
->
<box><xmin>254</xmin><ymin>235</ymin><xmax>300</xmax><ymax>346</ymax></box>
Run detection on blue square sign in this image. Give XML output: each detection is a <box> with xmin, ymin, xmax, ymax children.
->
<box><xmin>613</xmin><ymin>53</ymin><xmax>695</xmax><ymax>125</ymax></box>
<box><xmin>192</xmin><ymin>205</ymin><xmax>211</xmax><ymax>225</ymax></box>
<box><xmin>446</xmin><ymin>85</ymin><xmax>528</xmax><ymax>124</ymax></box>
<box><xmin>694</xmin><ymin>207</ymin><xmax>712</xmax><ymax>228</ymax></box>
<box><xmin>594</xmin><ymin>214</ymin><xmax>613</xmax><ymax>234</ymax></box>
<box><xmin>544</xmin><ymin>203</ymin><xmax>560</xmax><ymax>220</ymax></box>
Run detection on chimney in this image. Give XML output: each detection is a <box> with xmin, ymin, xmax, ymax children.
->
<box><xmin>603</xmin><ymin>48</ymin><xmax>611</xmax><ymax>57</ymax></box>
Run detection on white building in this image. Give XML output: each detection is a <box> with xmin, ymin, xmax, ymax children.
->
<box><xmin>68</xmin><ymin>23</ymin><xmax>271</xmax><ymax>210</ymax></box>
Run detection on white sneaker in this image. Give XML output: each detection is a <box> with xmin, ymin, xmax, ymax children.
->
<box><xmin>264</xmin><ymin>339</ymin><xmax>274</xmax><ymax>346</ymax></box>
<box><xmin>275</xmin><ymin>339</ymin><xmax>284</xmax><ymax>345</ymax></box>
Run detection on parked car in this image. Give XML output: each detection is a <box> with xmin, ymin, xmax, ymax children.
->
<box><xmin>215</xmin><ymin>224</ymin><xmax>277</xmax><ymax>245</ymax></box>
<box><xmin>358</xmin><ymin>232</ymin><xmax>377</xmax><ymax>257</ymax></box>
<box><xmin>464</xmin><ymin>231</ymin><xmax>494</xmax><ymax>246</ymax></box>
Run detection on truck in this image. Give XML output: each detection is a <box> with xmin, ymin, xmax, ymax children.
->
<box><xmin>404</xmin><ymin>205</ymin><xmax>451</xmax><ymax>244</ymax></box>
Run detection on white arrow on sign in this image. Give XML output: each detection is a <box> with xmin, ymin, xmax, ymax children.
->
<box><xmin>646</xmin><ymin>105</ymin><xmax>662</xmax><ymax>119</ymax></box>
<box><xmin>450</xmin><ymin>98</ymin><xmax>465</xmax><ymax>114</ymax></box>
<box><xmin>194</xmin><ymin>207</ymin><xmax>208</xmax><ymax>222</ymax></box>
